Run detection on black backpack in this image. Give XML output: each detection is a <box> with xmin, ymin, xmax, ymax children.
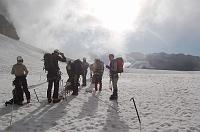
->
<box><xmin>43</xmin><ymin>53</ymin><xmax>56</xmax><ymax>72</ymax></box>
<box><xmin>6</xmin><ymin>79</ymin><xmax>24</xmax><ymax>106</ymax></box>
<box><xmin>72</xmin><ymin>59</ymin><xmax>83</xmax><ymax>75</ymax></box>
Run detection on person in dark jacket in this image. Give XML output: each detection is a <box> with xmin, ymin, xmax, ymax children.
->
<box><xmin>106</xmin><ymin>54</ymin><xmax>119</xmax><ymax>100</ymax></box>
<box><xmin>71</xmin><ymin>59</ymin><xmax>83</xmax><ymax>95</ymax></box>
<box><xmin>82</xmin><ymin>57</ymin><xmax>89</xmax><ymax>86</ymax></box>
<box><xmin>89</xmin><ymin>64</ymin><xmax>94</xmax><ymax>83</ymax></box>
<box><xmin>47</xmin><ymin>49</ymin><xmax>66</xmax><ymax>103</ymax></box>
<box><xmin>66</xmin><ymin>60</ymin><xmax>73</xmax><ymax>81</ymax></box>
<box><xmin>65</xmin><ymin>60</ymin><xmax>74</xmax><ymax>91</ymax></box>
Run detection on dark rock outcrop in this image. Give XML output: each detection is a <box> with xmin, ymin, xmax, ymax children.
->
<box><xmin>0</xmin><ymin>15</ymin><xmax>19</xmax><ymax>40</ymax></box>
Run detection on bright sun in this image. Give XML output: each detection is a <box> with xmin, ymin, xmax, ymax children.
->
<box><xmin>85</xmin><ymin>0</ymin><xmax>142</xmax><ymax>32</ymax></box>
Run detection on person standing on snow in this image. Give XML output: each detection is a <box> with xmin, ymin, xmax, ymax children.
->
<box><xmin>106</xmin><ymin>54</ymin><xmax>119</xmax><ymax>100</ymax></box>
<box><xmin>46</xmin><ymin>49</ymin><xmax>66</xmax><ymax>103</ymax></box>
<box><xmin>65</xmin><ymin>60</ymin><xmax>74</xmax><ymax>92</ymax></box>
<box><xmin>66</xmin><ymin>60</ymin><xmax>73</xmax><ymax>82</ymax></box>
<box><xmin>89</xmin><ymin>63</ymin><xmax>94</xmax><ymax>83</ymax></box>
<box><xmin>11</xmin><ymin>56</ymin><xmax>30</xmax><ymax>104</ymax></box>
<box><xmin>82</xmin><ymin>57</ymin><xmax>89</xmax><ymax>86</ymax></box>
<box><xmin>71</xmin><ymin>59</ymin><xmax>83</xmax><ymax>95</ymax></box>
<box><xmin>93</xmin><ymin>59</ymin><xmax>104</xmax><ymax>91</ymax></box>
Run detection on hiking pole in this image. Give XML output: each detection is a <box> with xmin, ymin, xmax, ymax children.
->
<box><xmin>109</xmin><ymin>78</ymin><xmax>112</xmax><ymax>91</ymax></box>
<box><xmin>130</xmin><ymin>97</ymin><xmax>141</xmax><ymax>131</ymax></box>
<box><xmin>39</xmin><ymin>73</ymin><xmax>42</xmax><ymax>81</ymax></box>
<box><xmin>63</xmin><ymin>80</ymin><xmax>68</xmax><ymax>101</ymax></box>
<box><xmin>34</xmin><ymin>89</ymin><xmax>40</xmax><ymax>103</ymax></box>
<box><xmin>61</xmin><ymin>79</ymin><xmax>64</xmax><ymax>99</ymax></box>
<box><xmin>61</xmin><ymin>79</ymin><xmax>67</xmax><ymax>100</ymax></box>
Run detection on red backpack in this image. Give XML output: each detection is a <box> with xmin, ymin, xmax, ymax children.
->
<box><xmin>115</xmin><ymin>57</ymin><xmax>124</xmax><ymax>73</ymax></box>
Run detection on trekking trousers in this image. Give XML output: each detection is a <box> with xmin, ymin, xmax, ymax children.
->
<box><xmin>73</xmin><ymin>75</ymin><xmax>80</xmax><ymax>94</ymax></box>
<box><xmin>111</xmin><ymin>77</ymin><xmax>118</xmax><ymax>95</ymax></box>
<box><xmin>94</xmin><ymin>74</ymin><xmax>103</xmax><ymax>90</ymax></box>
<box><xmin>82</xmin><ymin>70</ymin><xmax>87</xmax><ymax>86</ymax></box>
<box><xmin>15</xmin><ymin>76</ymin><xmax>30</xmax><ymax>101</ymax></box>
<box><xmin>47</xmin><ymin>79</ymin><xmax>59</xmax><ymax>99</ymax></box>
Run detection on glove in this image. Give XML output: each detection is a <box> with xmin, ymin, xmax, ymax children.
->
<box><xmin>106</xmin><ymin>65</ymin><xmax>110</xmax><ymax>69</ymax></box>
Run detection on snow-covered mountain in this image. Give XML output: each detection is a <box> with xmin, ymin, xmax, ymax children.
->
<box><xmin>0</xmin><ymin>34</ymin><xmax>44</xmax><ymax>74</ymax></box>
<box><xmin>0</xmin><ymin>35</ymin><xmax>200</xmax><ymax>132</ymax></box>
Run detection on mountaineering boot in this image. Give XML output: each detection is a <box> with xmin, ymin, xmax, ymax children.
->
<box><xmin>16</xmin><ymin>101</ymin><xmax>23</xmax><ymax>106</ymax></box>
<box><xmin>109</xmin><ymin>95</ymin><xmax>118</xmax><ymax>100</ymax></box>
<box><xmin>27</xmin><ymin>99</ymin><xmax>30</xmax><ymax>103</ymax></box>
<box><xmin>95</xmin><ymin>85</ymin><xmax>98</xmax><ymax>91</ymax></box>
<box><xmin>5</xmin><ymin>99</ymin><xmax>13</xmax><ymax>106</ymax></box>
<box><xmin>99</xmin><ymin>83</ymin><xmax>102</xmax><ymax>91</ymax></box>
<box><xmin>72</xmin><ymin>88</ymin><xmax>78</xmax><ymax>96</ymax></box>
<box><xmin>72</xmin><ymin>92</ymin><xmax>78</xmax><ymax>96</ymax></box>
<box><xmin>5</xmin><ymin>102</ymin><xmax>9</xmax><ymax>106</ymax></box>
<box><xmin>48</xmin><ymin>98</ymin><xmax>52</xmax><ymax>103</ymax></box>
<box><xmin>53</xmin><ymin>98</ymin><xmax>61</xmax><ymax>103</ymax></box>
<box><xmin>109</xmin><ymin>90</ymin><xmax>118</xmax><ymax>100</ymax></box>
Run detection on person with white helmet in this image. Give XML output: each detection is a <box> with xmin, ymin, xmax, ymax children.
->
<box><xmin>10</xmin><ymin>56</ymin><xmax>30</xmax><ymax>105</ymax></box>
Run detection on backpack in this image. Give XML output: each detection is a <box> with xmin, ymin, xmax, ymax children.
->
<box><xmin>43</xmin><ymin>53</ymin><xmax>56</xmax><ymax>72</ymax></box>
<box><xmin>94</xmin><ymin>61</ymin><xmax>104</xmax><ymax>75</ymax></box>
<box><xmin>115</xmin><ymin>57</ymin><xmax>124</xmax><ymax>73</ymax></box>
<box><xmin>5</xmin><ymin>79</ymin><xmax>25</xmax><ymax>106</ymax></box>
<box><xmin>72</xmin><ymin>59</ymin><xmax>83</xmax><ymax>75</ymax></box>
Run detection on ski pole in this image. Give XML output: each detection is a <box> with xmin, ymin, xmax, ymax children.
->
<box><xmin>9</xmin><ymin>96</ymin><xmax>14</xmax><ymax>126</ymax></box>
<box><xmin>34</xmin><ymin>89</ymin><xmax>40</xmax><ymax>102</ymax></box>
<box><xmin>130</xmin><ymin>97</ymin><xmax>141</xmax><ymax>130</ymax></box>
<box><xmin>10</xmin><ymin>84</ymin><xmax>15</xmax><ymax>126</ymax></box>
<box><xmin>9</xmin><ymin>99</ymin><xmax>14</xmax><ymax>126</ymax></box>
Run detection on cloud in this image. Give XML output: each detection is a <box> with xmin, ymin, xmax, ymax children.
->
<box><xmin>1</xmin><ymin>0</ymin><xmax>200</xmax><ymax>58</ymax></box>
<box><xmin>1</xmin><ymin>0</ymin><xmax>124</xmax><ymax>58</ymax></box>
<box><xmin>125</xmin><ymin>0</ymin><xmax>200</xmax><ymax>55</ymax></box>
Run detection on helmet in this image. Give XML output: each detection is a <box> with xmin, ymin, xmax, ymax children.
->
<box><xmin>109</xmin><ymin>54</ymin><xmax>114</xmax><ymax>58</ymax></box>
<box><xmin>17</xmin><ymin>56</ymin><xmax>23</xmax><ymax>62</ymax></box>
<box><xmin>54</xmin><ymin>49</ymin><xmax>60</xmax><ymax>54</ymax></box>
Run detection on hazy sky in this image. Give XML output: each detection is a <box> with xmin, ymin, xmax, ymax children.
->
<box><xmin>0</xmin><ymin>0</ymin><xmax>200</xmax><ymax>58</ymax></box>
